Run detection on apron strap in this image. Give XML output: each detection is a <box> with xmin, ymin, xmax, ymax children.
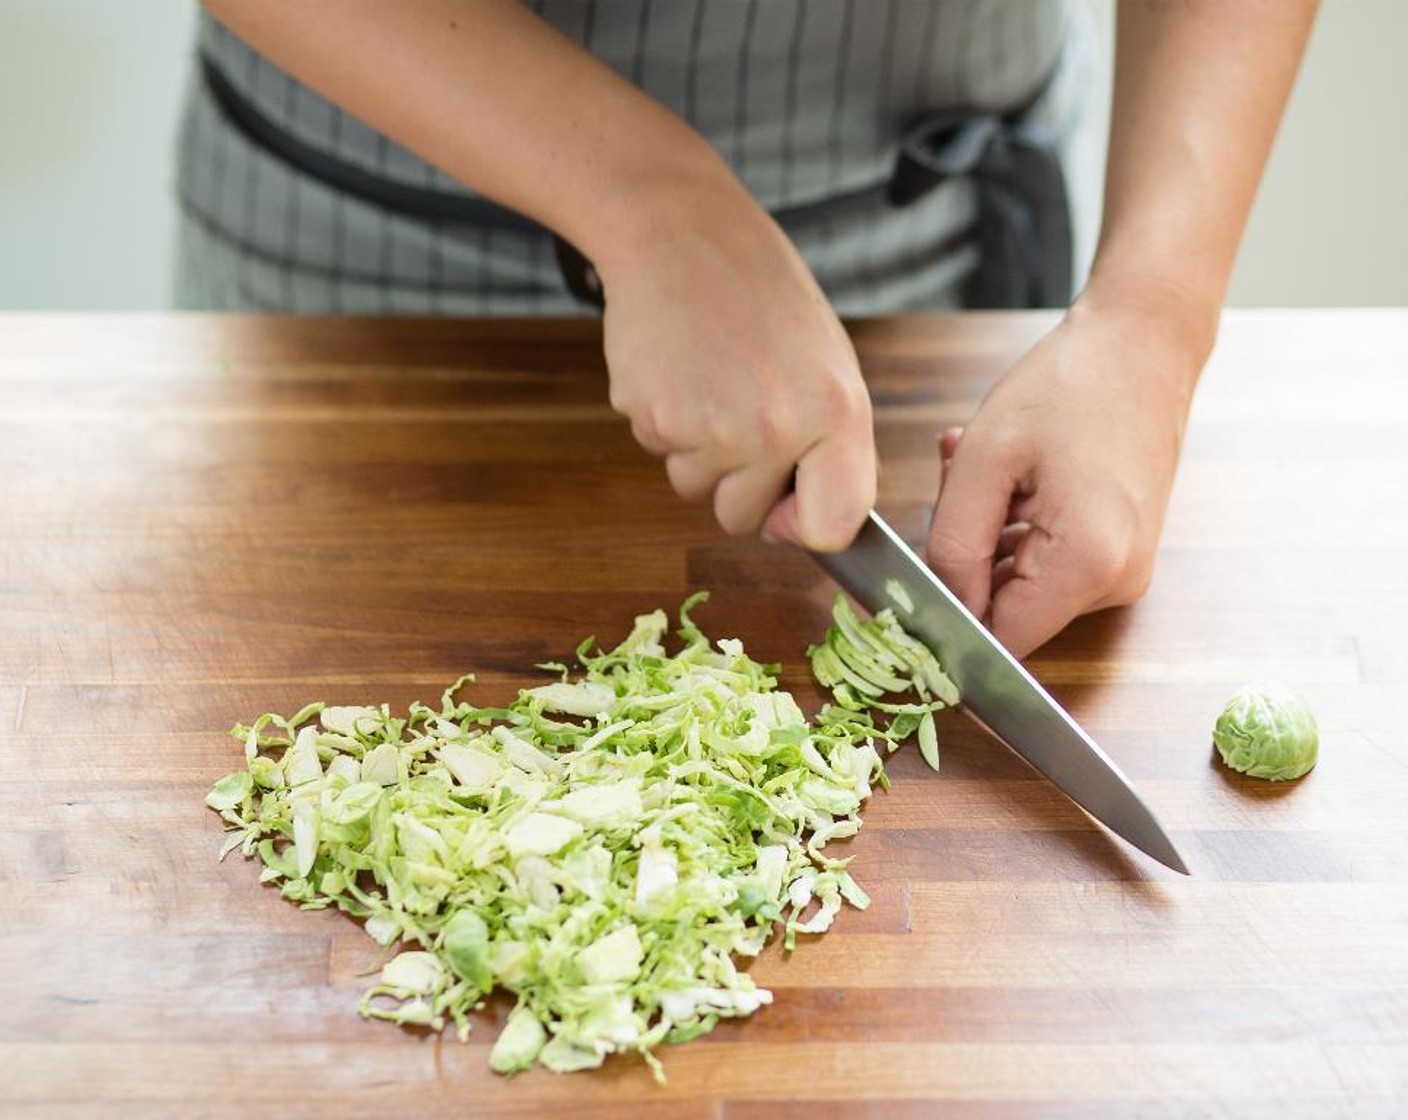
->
<box><xmin>890</xmin><ymin>111</ymin><xmax>1073</xmax><ymax>308</ymax></box>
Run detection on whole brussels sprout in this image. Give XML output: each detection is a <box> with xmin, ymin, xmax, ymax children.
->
<box><xmin>1213</xmin><ymin>681</ymin><xmax>1319</xmax><ymax>781</ymax></box>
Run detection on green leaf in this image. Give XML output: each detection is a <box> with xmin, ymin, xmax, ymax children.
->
<box><xmin>205</xmin><ymin>771</ymin><xmax>252</xmax><ymax>812</ymax></box>
<box><xmin>918</xmin><ymin>710</ymin><xmax>940</xmax><ymax>772</ymax></box>
<box><xmin>489</xmin><ymin>1005</ymin><xmax>548</xmax><ymax>1074</ymax></box>
<box><xmin>441</xmin><ymin>909</ymin><xmax>494</xmax><ymax>992</ymax></box>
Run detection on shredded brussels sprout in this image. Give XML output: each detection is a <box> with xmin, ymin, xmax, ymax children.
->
<box><xmin>806</xmin><ymin>592</ymin><xmax>957</xmax><ymax>770</ymax></box>
<box><xmin>207</xmin><ymin>592</ymin><xmax>956</xmax><ymax>1078</ymax></box>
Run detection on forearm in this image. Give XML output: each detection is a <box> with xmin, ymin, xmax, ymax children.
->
<box><xmin>1080</xmin><ymin>0</ymin><xmax>1317</xmax><ymax>363</ymax></box>
<box><xmin>200</xmin><ymin>0</ymin><xmax>747</xmax><ymax>275</ymax></box>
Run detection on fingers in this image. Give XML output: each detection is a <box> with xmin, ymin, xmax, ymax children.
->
<box><xmin>760</xmin><ymin>491</ymin><xmax>801</xmax><ymax>547</ymax></box>
<box><xmin>664</xmin><ymin>450</ymin><xmax>716</xmax><ymax>502</ymax></box>
<box><xmin>629</xmin><ymin>416</ymin><xmax>670</xmax><ymax>458</ymax></box>
<box><xmin>930</xmin><ymin>417</ymin><xmax>1114</xmax><ymax>654</ymax></box>
<box><xmin>666</xmin><ymin>437</ymin><xmax>872</xmax><ymax>548</ymax></box>
<box><xmin>984</xmin><ymin>523</ymin><xmax>1087</xmax><ymax>658</ymax></box>
<box><xmin>939</xmin><ymin>425</ymin><xmax>963</xmax><ymax>462</ymax></box>
<box><xmin>668</xmin><ymin>430</ymin><xmax>873</xmax><ymax>548</ymax></box>
<box><xmin>990</xmin><ymin>554</ymin><xmax>1019</xmax><ymax>599</ymax></box>
<box><xmin>986</xmin><ymin>519</ymin><xmax>1152</xmax><ymax>658</ymax></box>
<box><xmin>712</xmin><ymin>459</ymin><xmax>796</xmax><ymax>537</ymax></box>
<box><xmin>616</xmin><ymin>331</ymin><xmax>874</xmax><ymax>549</ymax></box>
<box><xmin>996</xmin><ymin>521</ymin><xmax>1031</xmax><ymax>560</ymax></box>
<box><xmin>797</xmin><ymin>426</ymin><xmax>877</xmax><ymax>551</ymax></box>
<box><xmin>935</xmin><ymin>426</ymin><xmax>962</xmax><ymax>499</ymax></box>
<box><xmin>925</xmin><ymin>431</ymin><xmax>1023</xmax><ymax>621</ymax></box>
<box><xmin>762</xmin><ymin>424</ymin><xmax>876</xmax><ymax>551</ymax></box>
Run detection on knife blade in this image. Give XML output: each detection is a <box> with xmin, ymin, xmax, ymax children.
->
<box><xmin>812</xmin><ymin>510</ymin><xmax>1189</xmax><ymax>875</ymax></box>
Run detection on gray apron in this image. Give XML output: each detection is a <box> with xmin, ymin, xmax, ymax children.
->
<box><xmin>174</xmin><ymin>0</ymin><xmax>1098</xmax><ymax>316</ymax></box>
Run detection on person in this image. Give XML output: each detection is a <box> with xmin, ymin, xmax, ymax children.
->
<box><xmin>178</xmin><ymin>0</ymin><xmax>1317</xmax><ymax>658</ymax></box>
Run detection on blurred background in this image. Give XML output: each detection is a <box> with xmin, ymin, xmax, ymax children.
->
<box><xmin>2</xmin><ymin>0</ymin><xmax>1403</xmax><ymax>311</ymax></box>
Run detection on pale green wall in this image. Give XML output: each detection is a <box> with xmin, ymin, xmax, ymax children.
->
<box><xmin>0</xmin><ymin>0</ymin><xmax>196</xmax><ymax>310</ymax></box>
<box><xmin>1227</xmin><ymin>0</ymin><xmax>1408</xmax><ymax>307</ymax></box>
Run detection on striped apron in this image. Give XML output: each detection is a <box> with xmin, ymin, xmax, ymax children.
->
<box><xmin>174</xmin><ymin>0</ymin><xmax>1099</xmax><ymax>316</ymax></box>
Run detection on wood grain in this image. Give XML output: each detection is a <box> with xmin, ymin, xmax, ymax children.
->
<box><xmin>2</xmin><ymin>310</ymin><xmax>1406</xmax><ymax>1117</ymax></box>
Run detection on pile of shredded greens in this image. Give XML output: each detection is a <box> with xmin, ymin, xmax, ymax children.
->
<box><xmin>207</xmin><ymin>592</ymin><xmax>956</xmax><ymax>1078</ymax></box>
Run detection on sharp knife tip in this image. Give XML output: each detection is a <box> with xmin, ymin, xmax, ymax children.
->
<box><xmin>1140</xmin><ymin>834</ymin><xmax>1191</xmax><ymax>877</ymax></box>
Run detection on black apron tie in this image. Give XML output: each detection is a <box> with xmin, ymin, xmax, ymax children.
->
<box><xmin>889</xmin><ymin>110</ymin><xmax>1073</xmax><ymax>309</ymax></box>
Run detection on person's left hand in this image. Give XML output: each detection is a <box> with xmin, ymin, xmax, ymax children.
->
<box><xmin>925</xmin><ymin>299</ymin><xmax>1205</xmax><ymax>658</ymax></box>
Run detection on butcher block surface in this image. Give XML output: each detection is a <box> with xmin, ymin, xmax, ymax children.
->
<box><xmin>2</xmin><ymin>310</ymin><xmax>1406</xmax><ymax>1118</ymax></box>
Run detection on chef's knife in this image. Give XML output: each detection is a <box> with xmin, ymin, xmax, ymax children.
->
<box><xmin>813</xmin><ymin>510</ymin><xmax>1189</xmax><ymax>875</ymax></box>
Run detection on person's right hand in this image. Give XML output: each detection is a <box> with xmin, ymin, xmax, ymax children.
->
<box><xmin>202</xmin><ymin>1</ymin><xmax>874</xmax><ymax>552</ymax></box>
<box><xmin>595</xmin><ymin>188</ymin><xmax>875</xmax><ymax>553</ymax></box>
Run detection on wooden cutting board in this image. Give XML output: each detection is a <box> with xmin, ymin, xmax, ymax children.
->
<box><xmin>1</xmin><ymin>311</ymin><xmax>1405</xmax><ymax>1118</ymax></box>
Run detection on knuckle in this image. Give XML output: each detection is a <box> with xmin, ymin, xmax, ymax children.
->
<box><xmin>1081</xmin><ymin>527</ymin><xmax>1136</xmax><ymax>586</ymax></box>
<box><xmin>606</xmin><ymin>379</ymin><xmax>635</xmax><ymax>416</ymax></box>
<box><xmin>817</xmin><ymin>368</ymin><xmax>869</xmax><ymax>426</ymax></box>
<box><xmin>1116</xmin><ymin>552</ymin><xmax>1156</xmax><ymax>604</ymax></box>
<box><xmin>750</xmin><ymin>406</ymin><xmax>789</xmax><ymax>456</ymax></box>
<box><xmin>630</xmin><ymin>418</ymin><xmax>663</xmax><ymax>456</ymax></box>
<box><xmin>925</xmin><ymin>525</ymin><xmax>990</xmax><ymax>570</ymax></box>
<box><xmin>652</xmin><ymin>406</ymin><xmax>697</xmax><ymax>451</ymax></box>
<box><xmin>712</xmin><ymin>470</ymin><xmax>771</xmax><ymax>538</ymax></box>
<box><xmin>755</xmin><ymin>399</ymin><xmax>812</xmax><ymax>459</ymax></box>
<box><xmin>977</xmin><ymin>423</ymin><xmax>1024</xmax><ymax>467</ymax></box>
<box><xmin>692</xmin><ymin>404</ymin><xmax>726</xmax><ymax>446</ymax></box>
<box><xmin>665</xmin><ymin>456</ymin><xmax>711</xmax><ymax>501</ymax></box>
<box><xmin>701</xmin><ymin>397</ymin><xmax>789</xmax><ymax>462</ymax></box>
<box><xmin>713</xmin><ymin>494</ymin><xmax>762</xmax><ymax>538</ymax></box>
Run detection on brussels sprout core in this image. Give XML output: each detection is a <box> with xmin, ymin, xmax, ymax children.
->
<box><xmin>1213</xmin><ymin>680</ymin><xmax>1319</xmax><ymax>781</ymax></box>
